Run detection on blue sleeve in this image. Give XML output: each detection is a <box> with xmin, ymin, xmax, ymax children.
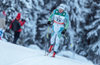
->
<box><xmin>48</xmin><ymin>9</ymin><xmax>56</xmax><ymax>22</ymax></box>
<box><xmin>65</xmin><ymin>13</ymin><xmax>69</xmax><ymax>29</ymax></box>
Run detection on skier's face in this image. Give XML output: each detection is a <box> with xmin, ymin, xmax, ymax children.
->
<box><xmin>59</xmin><ymin>8</ymin><xmax>64</xmax><ymax>13</ymax></box>
<box><xmin>16</xmin><ymin>18</ymin><xmax>20</xmax><ymax>20</ymax></box>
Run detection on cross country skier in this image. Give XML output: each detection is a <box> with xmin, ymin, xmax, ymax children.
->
<box><xmin>9</xmin><ymin>13</ymin><xmax>26</xmax><ymax>44</ymax></box>
<box><xmin>0</xmin><ymin>11</ymin><xmax>6</xmax><ymax>40</ymax></box>
<box><xmin>47</xmin><ymin>4</ymin><xmax>69</xmax><ymax>57</ymax></box>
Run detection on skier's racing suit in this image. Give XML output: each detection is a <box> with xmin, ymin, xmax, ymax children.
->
<box><xmin>48</xmin><ymin>9</ymin><xmax>69</xmax><ymax>52</ymax></box>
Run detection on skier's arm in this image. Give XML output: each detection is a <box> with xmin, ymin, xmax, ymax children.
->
<box><xmin>19</xmin><ymin>20</ymin><xmax>26</xmax><ymax>26</ymax></box>
<box><xmin>48</xmin><ymin>9</ymin><xmax>56</xmax><ymax>22</ymax></box>
<box><xmin>9</xmin><ymin>19</ymin><xmax>15</xmax><ymax>29</ymax></box>
<box><xmin>64</xmin><ymin>13</ymin><xmax>69</xmax><ymax>30</ymax></box>
<box><xmin>61</xmin><ymin>13</ymin><xmax>69</xmax><ymax>35</ymax></box>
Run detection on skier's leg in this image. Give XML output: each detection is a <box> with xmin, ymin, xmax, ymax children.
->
<box><xmin>53</xmin><ymin>34</ymin><xmax>61</xmax><ymax>57</ymax></box>
<box><xmin>1</xmin><ymin>29</ymin><xmax>4</xmax><ymax>38</ymax></box>
<box><xmin>13</xmin><ymin>32</ymin><xmax>17</xmax><ymax>44</ymax></box>
<box><xmin>13</xmin><ymin>32</ymin><xmax>20</xmax><ymax>44</ymax></box>
<box><xmin>49</xmin><ymin>33</ymin><xmax>56</xmax><ymax>52</ymax></box>
<box><xmin>52</xmin><ymin>27</ymin><xmax>64</xmax><ymax>57</ymax></box>
<box><xmin>49</xmin><ymin>25</ymin><xmax>56</xmax><ymax>52</ymax></box>
<box><xmin>0</xmin><ymin>28</ymin><xmax>4</xmax><ymax>40</ymax></box>
<box><xmin>0</xmin><ymin>32</ymin><xmax>1</xmax><ymax>40</ymax></box>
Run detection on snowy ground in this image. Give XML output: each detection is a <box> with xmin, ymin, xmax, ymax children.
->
<box><xmin>0</xmin><ymin>40</ymin><xmax>94</xmax><ymax>65</ymax></box>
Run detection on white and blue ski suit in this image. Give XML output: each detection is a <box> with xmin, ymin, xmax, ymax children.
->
<box><xmin>48</xmin><ymin>9</ymin><xmax>69</xmax><ymax>52</ymax></box>
<box><xmin>0</xmin><ymin>28</ymin><xmax>4</xmax><ymax>39</ymax></box>
<box><xmin>0</xmin><ymin>18</ymin><xmax>5</xmax><ymax>39</ymax></box>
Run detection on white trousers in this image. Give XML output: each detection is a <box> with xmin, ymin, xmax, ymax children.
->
<box><xmin>50</xmin><ymin>23</ymin><xmax>64</xmax><ymax>52</ymax></box>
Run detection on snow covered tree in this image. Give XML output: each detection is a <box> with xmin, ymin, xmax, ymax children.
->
<box><xmin>0</xmin><ymin>0</ymin><xmax>100</xmax><ymax>64</ymax></box>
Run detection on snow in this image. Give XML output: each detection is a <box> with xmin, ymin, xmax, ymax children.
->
<box><xmin>0</xmin><ymin>40</ymin><xmax>94</xmax><ymax>65</ymax></box>
<box><xmin>28</xmin><ymin>44</ymin><xmax>41</xmax><ymax>50</ymax></box>
<box><xmin>58</xmin><ymin>50</ymin><xmax>92</xmax><ymax>63</ymax></box>
<box><xmin>0</xmin><ymin>0</ymin><xmax>99</xmax><ymax>64</ymax></box>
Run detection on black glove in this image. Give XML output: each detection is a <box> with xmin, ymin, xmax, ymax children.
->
<box><xmin>21</xmin><ymin>19</ymin><xmax>26</xmax><ymax>22</ymax></box>
<box><xmin>47</xmin><ymin>21</ymin><xmax>51</xmax><ymax>25</ymax></box>
<box><xmin>61</xmin><ymin>29</ymin><xmax>66</xmax><ymax>34</ymax></box>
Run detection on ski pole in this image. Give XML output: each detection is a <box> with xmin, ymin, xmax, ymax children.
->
<box><xmin>46</xmin><ymin>26</ymin><xmax>50</xmax><ymax>39</ymax></box>
<box><xmin>63</xmin><ymin>34</ymin><xmax>75</xmax><ymax>58</ymax></box>
<box><xmin>63</xmin><ymin>34</ymin><xmax>67</xmax><ymax>40</ymax></box>
<box><xmin>44</xmin><ymin>26</ymin><xmax>50</xmax><ymax>56</ymax></box>
<box><xmin>63</xmin><ymin>34</ymin><xmax>73</xmax><ymax>47</ymax></box>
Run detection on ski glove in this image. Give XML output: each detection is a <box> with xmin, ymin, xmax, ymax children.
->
<box><xmin>47</xmin><ymin>21</ymin><xmax>51</xmax><ymax>26</ymax></box>
<box><xmin>61</xmin><ymin>29</ymin><xmax>66</xmax><ymax>34</ymax></box>
<box><xmin>21</xmin><ymin>19</ymin><xmax>26</xmax><ymax>22</ymax></box>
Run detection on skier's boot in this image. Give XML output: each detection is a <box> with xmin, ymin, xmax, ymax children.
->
<box><xmin>49</xmin><ymin>45</ymin><xmax>53</xmax><ymax>52</ymax></box>
<box><xmin>52</xmin><ymin>51</ymin><xmax>56</xmax><ymax>57</ymax></box>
